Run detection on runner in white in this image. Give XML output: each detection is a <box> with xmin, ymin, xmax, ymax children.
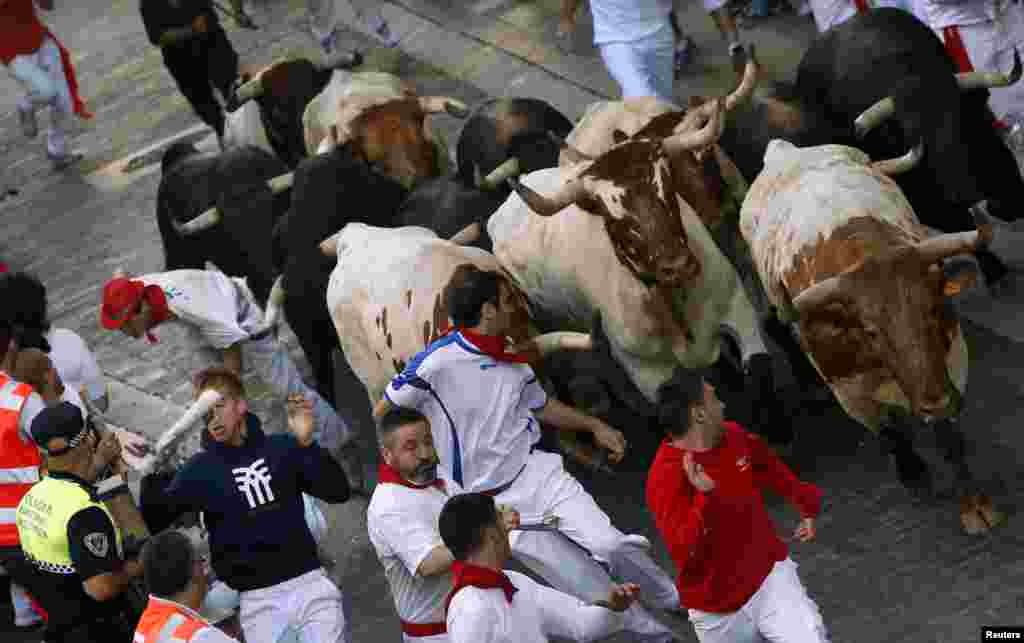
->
<box><xmin>439</xmin><ymin>492</ymin><xmax>639</xmax><ymax>643</ymax></box>
<box><xmin>306</xmin><ymin>0</ymin><xmax>399</xmax><ymax>53</ymax></box>
<box><xmin>367</xmin><ymin>407</ymin><xmax>468</xmax><ymax>643</ymax></box>
<box><xmin>375</xmin><ymin>265</ymin><xmax>683</xmax><ymax>643</ymax></box>
<box><xmin>98</xmin><ymin>268</ymin><xmax>362</xmax><ymax>489</ymax></box>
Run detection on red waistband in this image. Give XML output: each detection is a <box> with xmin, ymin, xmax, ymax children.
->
<box><xmin>400</xmin><ymin>619</ymin><xmax>447</xmax><ymax>637</ymax></box>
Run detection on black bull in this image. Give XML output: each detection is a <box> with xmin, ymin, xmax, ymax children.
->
<box><xmin>156</xmin><ymin>143</ymin><xmax>292</xmax><ymax>305</ymax></box>
<box><xmin>795</xmin><ymin>8</ymin><xmax>1024</xmax><ymax>284</ymax></box>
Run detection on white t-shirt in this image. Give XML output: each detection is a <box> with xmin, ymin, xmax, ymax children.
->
<box><xmin>46</xmin><ymin>327</ymin><xmax>105</xmax><ymax>403</ymax></box>
<box><xmin>137</xmin><ymin>270</ymin><xmax>256</xmax><ymax>350</ymax></box>
<box><xmin>446</xmin><ymin>570</ymin><xmax>625</xmax><ymax>643</ymax></box>
<box><xmin>589</xmin><ymin>0</ymin><xmax>673</xmax><ymax>46</ymax></box>
<box><xmin>384</xmin><ymin>332</ymin><xmax>548</xmax><ymax>493</ymax></box>
<box><xmin>367</xmin><ymin>473</ymin><xmax>464</xmax><ymax>627</ymax></box>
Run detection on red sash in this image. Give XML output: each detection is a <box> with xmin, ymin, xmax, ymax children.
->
<box><xmin>43</xmin><ymin>29</ymin><xmax>92</xmax><ymax>120</ymax></box>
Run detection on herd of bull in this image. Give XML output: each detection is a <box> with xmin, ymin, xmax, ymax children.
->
<box><xmin>155</xmin><ymin>9</ymin><xmax>1022</xmax><ymax>534</ymax></box>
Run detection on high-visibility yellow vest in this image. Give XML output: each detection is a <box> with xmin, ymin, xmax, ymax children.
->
<box><xmin>16</xmin><ymin>475</ymin><xmax>122</xmax><ymax>575</ymax></box>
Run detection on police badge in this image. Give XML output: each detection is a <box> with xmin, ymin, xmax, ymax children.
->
<box><xmin>84</xmin><ymin>532</ymin><xmax>110</xmax><ymax>558</ymax></box>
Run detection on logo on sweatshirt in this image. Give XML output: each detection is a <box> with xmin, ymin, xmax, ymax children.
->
<box><xmin>736</xmin><ymin>456</ymin><xmax>751</xmax><ymax>472</ymax></box>
<box><xmin>234</xmin><ymin>458</ymin><xmax>275</xmax><ymax>509</ymax></box>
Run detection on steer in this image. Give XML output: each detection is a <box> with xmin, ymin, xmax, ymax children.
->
<box><xmin>741</xmin><ymin>139</ymin><xmax>1003</xmax><ymax>534</ymax></box>
<box><xmin>301</xmin><ymin>70</ymin><xmax>468</xmax><ymax>189</ymax></box>
<box><xmin>226</xmin><ymin>53</ymin><xmax>362</xmax><ymax>168</ymax></box>
<box><xmin>455</xmin><ymin>97</ymin><xmax>574</xmax><ymax>192</ymax></box>
<box><xmin>155</xmin><ymin>142</ymin><xmax>294</xmax><ymax>305</ymax></box>
<box><xmin>797</xmin><ymin>8</ymin><xmax>1024</xmax><ymax>289</ymax></box>
<box><xmin>491</xmin><ymin>97</ymin><xmax>793</xmax><ymax>445</ymax></box>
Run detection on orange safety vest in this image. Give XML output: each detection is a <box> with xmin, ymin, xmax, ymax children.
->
<box><xmin>0</xmin><ymin>372</ymin><xmax>42</xmax><ymax>548</ymax></box>
<box><xmin>135</xmin><ymin>596</ymin><xmax>218</xmax><ymax>643</ymax></box>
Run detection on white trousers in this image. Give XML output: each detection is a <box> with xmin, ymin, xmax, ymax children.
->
<box><xmin>688</xmin><ymin>558</ymin><xmax>830</xmax><ymax>643</ymax></box>
<box><xmin>934</xmin><ymin>9</ymin><xmax>1024</xmax><ymax>122</ymax></box>
<box><xmin>598</xmin><ymin>24</ymin><xmax>676</xmax><ymax>104</ymax></box>
<box><xmin>239</xmin><ymin>569</ymin><xmax>350</xmax><ymax>643</ymax></box>
<box><xmin>8</xmin><ymin>36</ymin><xmax>72</xmax><ymax>156</ymax></box>
<box><xmin>498</xmin><ymin>450</ymin><xmax>680</xmax><ymax>642</ymax></box>
<box><xmin>305</xmin><ymin>0</ymin><xmax>388</xmax><ymax>42</ymax></box>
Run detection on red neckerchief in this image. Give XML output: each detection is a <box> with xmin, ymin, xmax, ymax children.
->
<box><xmin>142</xmin><ymin>285</ymin><xmax>172</xmax><ymax>344</ymax></box>
<box><xmin>377</xmin><ymin>462</ymin><xmax>445</xmax><ymax>491</ymax></box>
<box><xmin>853</xmin><ymin>0</ymin><xmax>869</xmax><ymax>12</ymax></box>
<box><xmin>43</xmin><ymin>29</ymin><xmax>93</xmax><ymax>120</ymax></box>
<box><xmin>442</xmin><ymin>326</ymin><xmax>532</xmax><ymax>364</ymax></box>
<box><xmin>444</xmin><ymin>561</ymin><xmax>518</xmax><ymax>616</ymax></box>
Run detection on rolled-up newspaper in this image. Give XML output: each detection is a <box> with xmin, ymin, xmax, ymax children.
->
<box><xmin>136</xmin><ymin>389</ymin><xmax>224</xmax><ymax>475</ymax></box>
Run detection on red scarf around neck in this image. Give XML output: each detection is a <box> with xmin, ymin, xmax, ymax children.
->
<box><xmin>444</xmin><ymin>326</ymin><xmax>532</xmax><ymax>364</ymax></box>
<box><xmin>377</xmin><ymin>462</ymin><xmax>445</xmax><ymax>491</ymax></box>
<box><xmin>444</xmin><ymin>561</ymin><xmax>518</xmax><ymax>616</ymax></box>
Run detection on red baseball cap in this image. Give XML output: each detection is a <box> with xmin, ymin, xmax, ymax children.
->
<box><xmin>100</xmin><ymin>278</ymin><xmax>146</xmax><ymax>330</ymax></box>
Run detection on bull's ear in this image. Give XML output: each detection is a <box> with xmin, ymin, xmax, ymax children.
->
<box><xmin>612</xmin><ymin>129</ymin><xmax>628</xmax><ymax>144</ymax></box>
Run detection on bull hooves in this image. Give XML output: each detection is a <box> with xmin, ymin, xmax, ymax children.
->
<box><xmin>960</xmin><ymin>494</ymin><xmax>1006</xmax><ymax>534</ymax></box>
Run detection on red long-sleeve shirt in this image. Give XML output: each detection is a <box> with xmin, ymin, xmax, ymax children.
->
<box><xmin>645</xmin><ymin>421</ymin><xmax>821</xmax><ymax>613</ymax></box>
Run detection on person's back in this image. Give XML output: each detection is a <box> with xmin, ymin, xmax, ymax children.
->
<box><xmin>46</xmin><ymin>328</ymin><xmax>106</xmax><ymax>406</ymax></box>
<box><xmin>588</xmin><ymin>0</ymin><xmax>673</xmax><ymax>45</ymax></box>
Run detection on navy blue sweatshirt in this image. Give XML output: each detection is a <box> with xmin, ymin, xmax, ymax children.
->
<box><xmin>159</xmin><ymin>413</ymin><xmax>350</xmax><ymax>591</ymax></box>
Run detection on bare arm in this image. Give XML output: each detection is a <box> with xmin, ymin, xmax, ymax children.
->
<box><xmin>416</xmin><ymin>545</ymin><xmax>455</xmax><ymax>577</ymax></box>
<box><xmin>535</xmin><ymin>398</ymin><xmax>627</xmax><ymax>463</ymax></box>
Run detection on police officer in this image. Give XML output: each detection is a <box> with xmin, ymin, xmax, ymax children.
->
<box><xmin>14</xmin><ymin>402</ymin><xmax>145</xmax><ymax>643</ymax></box>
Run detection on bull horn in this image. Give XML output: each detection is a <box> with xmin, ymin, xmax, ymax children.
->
<box><xmin>320</xmin><ymin>230</ymin><xmax>343</xmax><ymax>258</ymax></box>
<box><xmin>662</xmin><ymin>98</ymin><xmax>726</xmax><ymax>156</ymax></box>
<box><xmin>249</xmin><ymin>276</ymin><xmax>285</xmax><ymax>337</ymax></box>
<box><xmin>854</xmin><ymin>97</ymin><xmax>896</xmax><ymax>139</ymax></box>
<box><xmin>528</xmin><ymin>332</ymin><xmax>593</xmax><ymax>357</ymax></box>
<box><xmin>956</xmin><ymin>48</ymin><xmax>1022</xmax><ymax>90</ymax></box>
<box><xmin>792</xmin><ymin>275</ymin><xmax>845</xmax><ymax>316</ymax></box>
<box><xmin>713</xmin><ymin>144</ymin><xmax>749</xmax><ymax>199</ymax></box>
<box><xmin>235</xmin><ymin>74</ymin><xmax>265</xmax><ymax>103</ymax></box>
<box><xmin>419</xmin><ymin>97</ymin><xmax>471</xmax><ymax>118</ymax></box>
<box><xmin>915</xmin><ymin>226</ymin><xmax>993</xmax><ymax>266</ymax></box>
<box><xmin>318</xmin><ymin>49</ymin><xmax>364</xmax><ymax>71</ymax></box>
<box><xmin>476</xmin><ymin>158</ymin><xmax>522</xmax><ymax>191</ymax></box>
<box><xmin>137</xmin><ymin>389</ymin><xmax>223</xmax><ymax>475</ymax></box>
<box><xmin>172</xmin><ymin>208</ymin><xmax>222</xmax><ymax>236</ymax></box>
<box><xmin>725</xmin><ymin>44</ymin><xmax>759</xmax><ymax>111</ymax></box>
<box><xmin>548</xmin><ymin>131</ymin><xmax>594</xmax><ymax>164</ymax></box>
<box><xmin>449</xmin><ymin>222</ymin><xmax>482</xmax><ymax>245</ymax></box>
<box><xmin>870</xmin><ymin>143</ymin><xmax>924</xmax><ymax>176</ymax></box>
<box><xmin>267</xmin><ymin>172</ymin><xmax>294</xmax><ymax>194</ymax></box>
<box><xmin>507</xmin><ymin>176</ymin><xmax>587</xmax><ymax>217</ymax></box>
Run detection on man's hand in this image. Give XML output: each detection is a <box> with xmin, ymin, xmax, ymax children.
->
<box><xmin>793</xmin><ymin>517</ymin><xmax>816</xmax><ymax>543</ymax></box>
<box><xmin>557</xmin><ymin>15</ymin><xmax>576</xmax><ymax>39</ymax></box>
<box><xmin>591</xmin><ymin>421</ymin><xmax>626</xmax><ymax>464</ymax></box>
<box><xmin>683</xmin><ymin>452</ymin><xmax>715</xmax><ymax>493</ymax></box>
<box><xmin>497</xmin><ymin>505</ymin><xmax>521</xmax><ymax>532</ymax></box>
<box><xmin>286</xmin><ymin>394</ymin><xmax>315</xmax><ymax>447</ymax></box>
<box><xmin>598</xmin><ymin>583</ymin><xmax>640</xmax><ymax>612</ymax></box>
<box><xmin>94</xmin><ymin>432</ymin><xmax>123</xmax><ymax>470</ymax></box>
<box><xmin>192</xmin><ymin>14</ymin><xmax>209</xmax><ymax>35</ymax></box>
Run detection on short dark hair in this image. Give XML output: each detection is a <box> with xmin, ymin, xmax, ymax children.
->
<box><xmin>439</xmin><ymin>493</ymin><xmax>500</xmax><ymax>561</ymax></box>
<box><xmin>444</xmin><ymin>264</ymin><xmax>502</xmax><ymax>327</ymax></box>
<box><xmin>0</xmin><ymin>272</ymin><xmax>49</xmax><ymax>333</ymax></box>
<box><xmin>656</xmin><ymin>366</ymin><xmax>708</xmax><ymax>437</ymax></box>
<box><xmin>142</xmin><ymin>530</ymin><xmax>196</xmax><ymax>599</ymax></box>
<box><xmin>377</xmin><ymin>406</ymin><xmax>428</xmax><ymax>448</ymax></box>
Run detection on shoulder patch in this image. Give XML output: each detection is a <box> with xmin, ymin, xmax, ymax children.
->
<box><xmin>83</xmin><ymin>532</ymin><xmax>110</xmax><ymax>558</ymax></box>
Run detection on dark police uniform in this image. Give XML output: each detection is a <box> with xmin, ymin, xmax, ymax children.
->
<box><xmin>13</xmin><ymin>402</ymin><xmax>141</xmax><ymax>643</ymax></box>
<box><xmin>140</xmin><ymin>0</ymin><xmax>240</xmax><ymax>139</ymax></box>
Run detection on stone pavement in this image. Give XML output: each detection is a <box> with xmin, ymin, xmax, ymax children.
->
<box><xmin>2</xmin><ymin>1</ymin><xmax>1024</xmax><ymax>642</ymax></box>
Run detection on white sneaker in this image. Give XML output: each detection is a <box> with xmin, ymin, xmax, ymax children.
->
<box><xmin>48</xmin><ymin>149</ymin><xmax>84</xmax><ymax>170</ymax></box>
<box><xmin>18</xmin><ymin>105</ymin><xmax>38</xmax><ymax>139</ymax></box>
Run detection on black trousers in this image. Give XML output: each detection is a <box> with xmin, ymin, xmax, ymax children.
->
<box><xmin>163</xmin><ymin>27</ymin><xmax>240</xmax><ymax>138</ymax></box>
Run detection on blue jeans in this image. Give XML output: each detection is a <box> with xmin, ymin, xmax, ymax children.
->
<box><xmin>598</xmin><ymin>24</ymin><xmax>676</xmax><ymax>103</ymax></box>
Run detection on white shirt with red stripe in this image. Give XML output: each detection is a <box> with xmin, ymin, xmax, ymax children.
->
<box><xmin>445</xmin><ymin>570</ymin><xmax>626</xmax><ymax>643</ymax></box>
<box><xmin>367</xmin><ymin>472</ymin><xmax>463</xmax><ymax>641</ymax></box>
<box><xmin>916</xmin><ymin>0</ymin><xmax>993</xmax><ymax>30</ymax></box>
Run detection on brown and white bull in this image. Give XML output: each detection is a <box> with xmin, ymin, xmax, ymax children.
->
<box><xmin>489</xmin><ymin>95</ymin><xmax>793</xmax><ymax>444</ymax></box>
<box><xmin>300</xmin><ymin>70</ymin><xmax>468</xmax><ymax>189</ymax></box>
<box><xmin>740</xmin><ymin>139</ymin><xmax>1004</xmax><ymax>534</ymax></box>
<box><xmin>320</xmin><ymin>222</ymin><xmax>589</xmax><ymax>407</ymax></box>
